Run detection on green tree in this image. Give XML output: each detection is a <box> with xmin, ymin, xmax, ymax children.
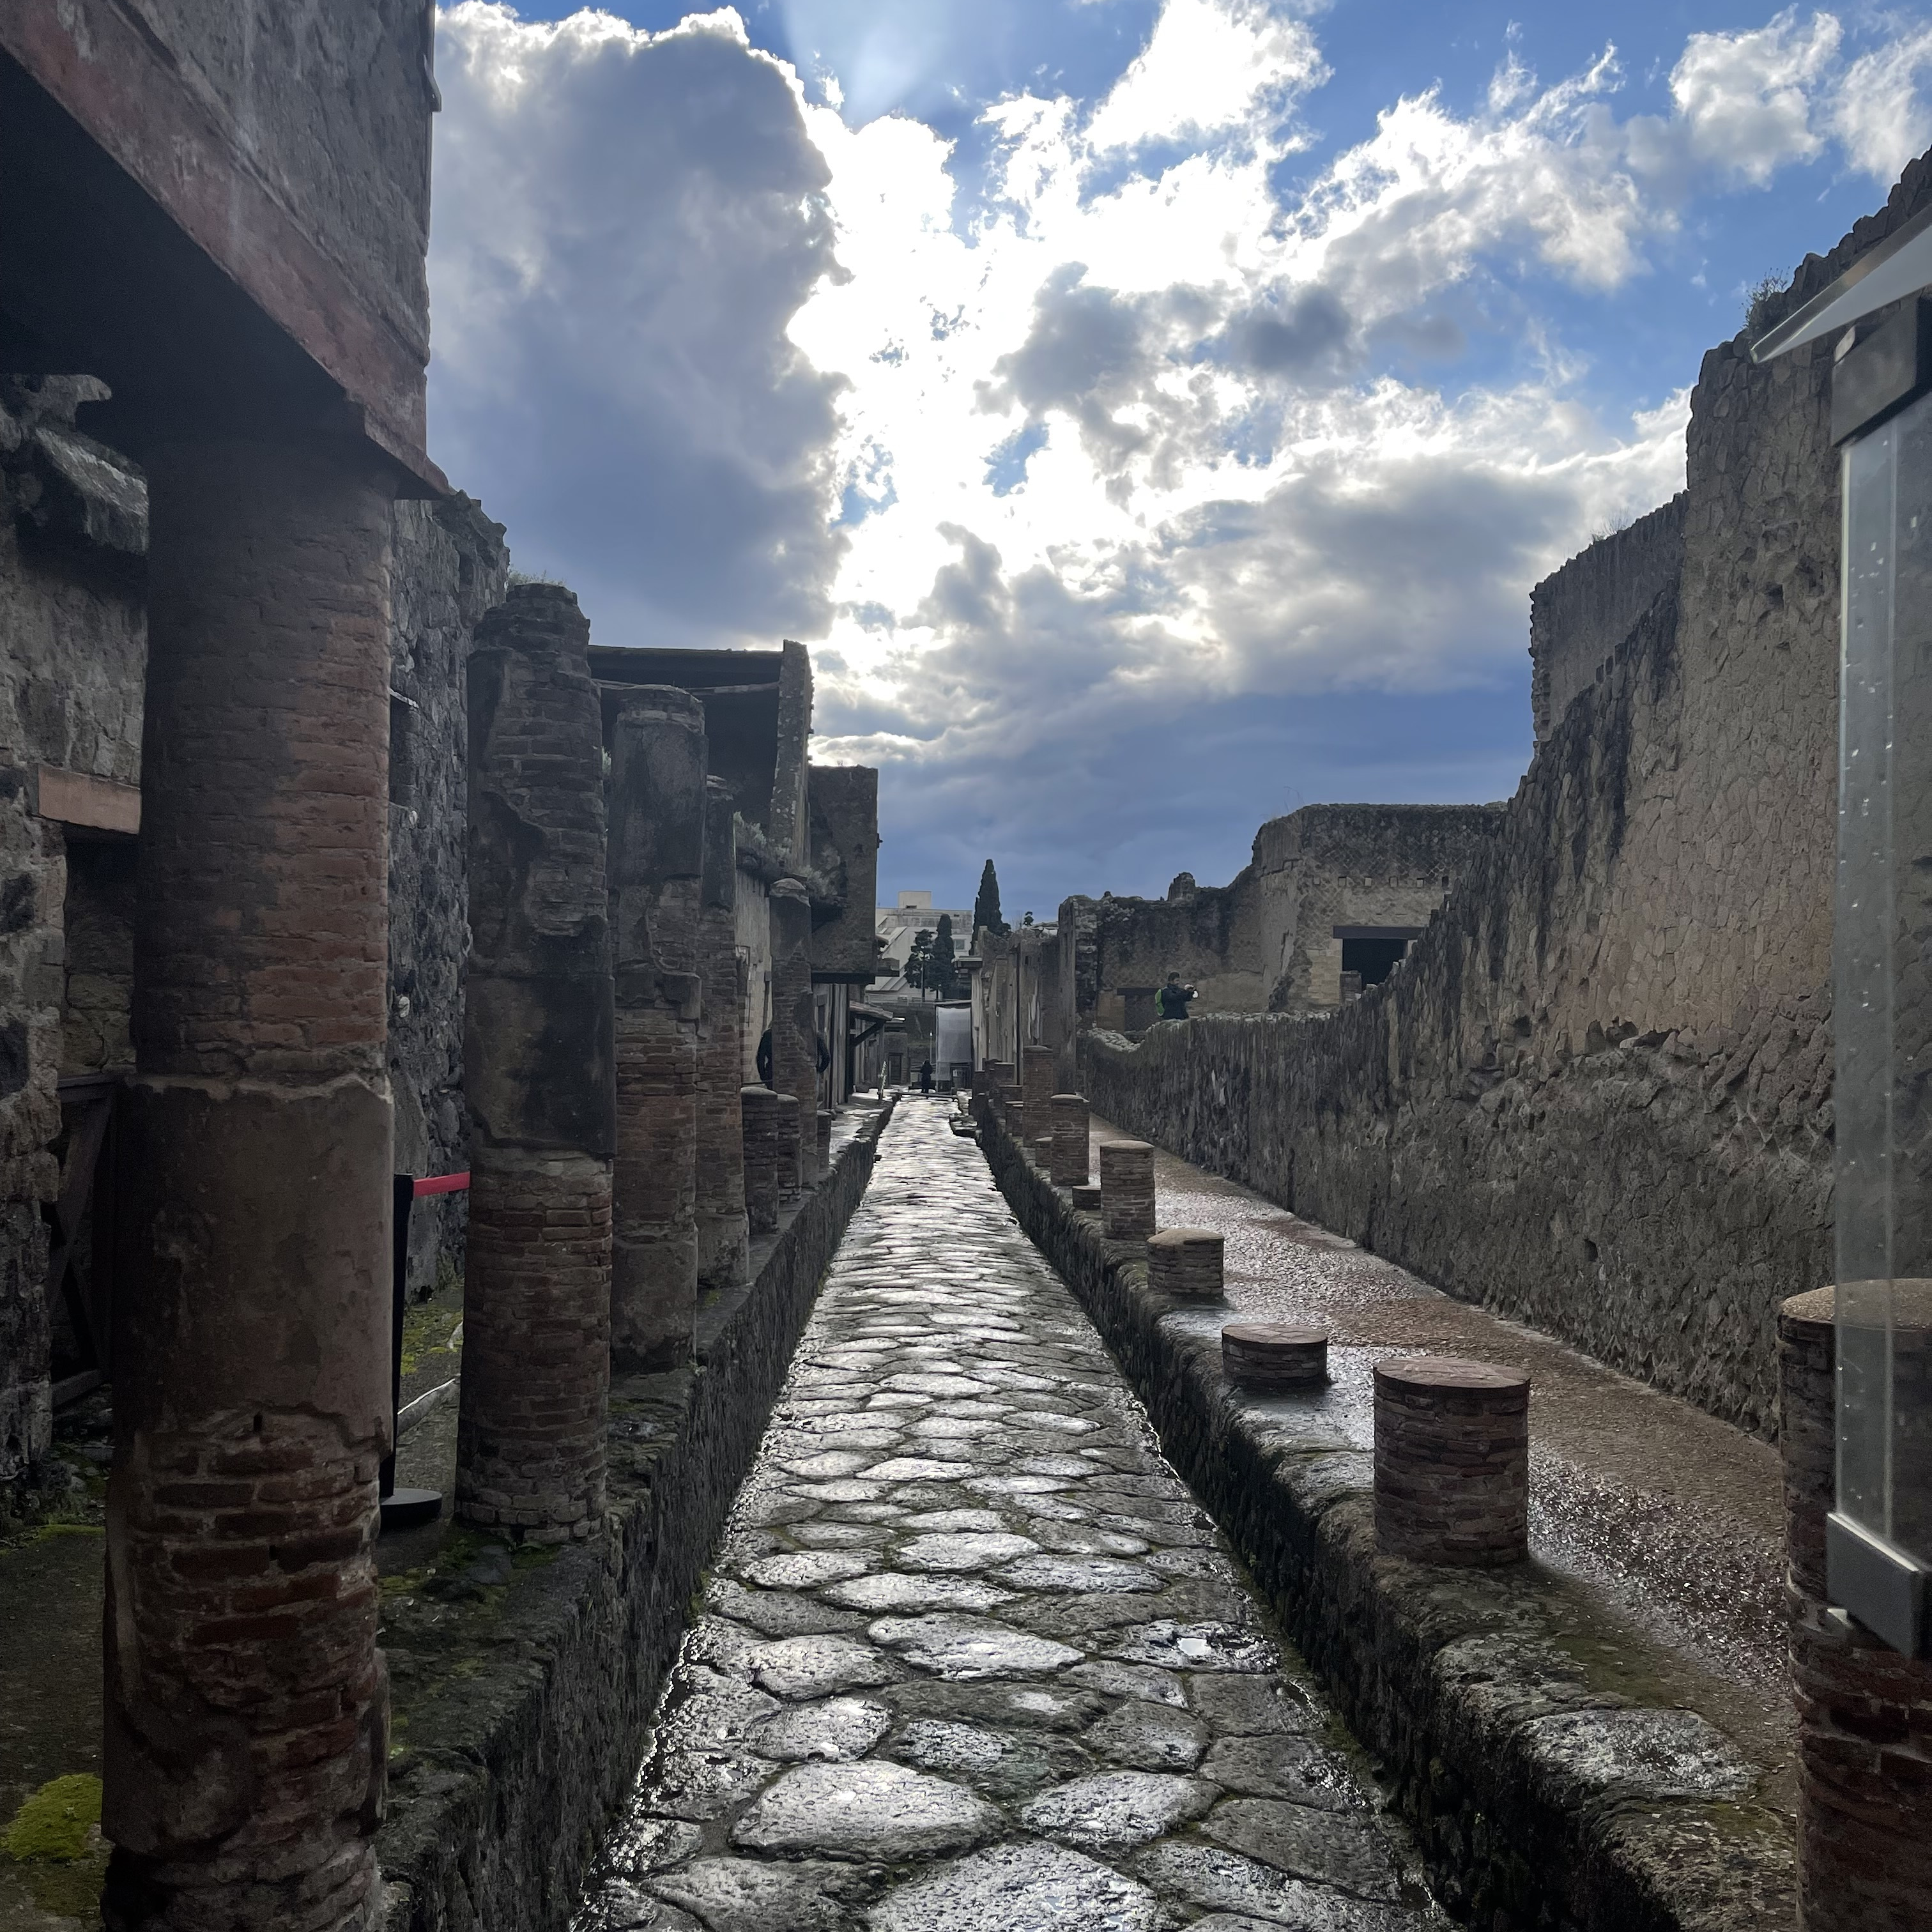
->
<box><xmin>905</xmin><ymin>928</ymin><xmax>935</xmax><ymax>999</ymax></box>
<box><xmin>932</xmin><ymin>914</ymin><xmax>959</xmax><ymax>999</ymax></box>
<box><xmin>974</xmin><ymin>860</ymin><xmax>1008</xmax><ymax>939</ymax></box>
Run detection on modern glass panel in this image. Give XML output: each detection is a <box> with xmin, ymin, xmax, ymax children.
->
<box><xmin>1836</xmin><ymin>385</ymin><xmax>1932</xmax><ymax>1647</ymax></box>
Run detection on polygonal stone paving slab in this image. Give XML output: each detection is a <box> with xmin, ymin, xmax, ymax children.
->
<box><xmin>748</xmin><ymin>1696</ymin><xmax>894</xmax><ymax>1762</ymax></box>
<box><xmin>1105</xmin><ymin>1621</ymin><xmax>1278</xmax><ymax>1673</ymax></box>
<box><xmin>729</xmin><ymin>1759</ymin><xmax>1003</xmax><ymax>1860</ymax></box>
<box><xmin>822</xmin><ymin>1572</ymin><xmax>1018</xmax><ymax>1614</ymax></box>
<box><xmin>1020</xmin><ymin>1769</ymin><xmax>1220</xmax><ymax>1852</ymax></box>
<box><xmin>896</xmin><ymin>1531</ymin><xmax>1039</xmax><ymax>1571</ymax></box>
<box><xmin>648</xmin><ymin>1856</ymin><xmax>881</xmax><ymax>1932</ymax></box>
<box><xmin>1085</xmin><ymin>1698</ymin><xmax>1210</xmax><ymax>1770</ymax></box>
<box><xmin>995</xmin><ymin>1554</ymin><xmax>1164</xmax><ymax>1593</ymax></box>
<box><xmin>868</xmin><ymin>1839</ymin><xmax>1163</xmax><ymax>1932</ymax></box>
<box><xmin>869</xmin><ymin>1613</ymin><xmax>1085</xmax><ymax>1679</ymax></box>
<box><xmin>1203</xmin><ymin>1798</ymin><xmax>1400</xmax><ymax>1898</ymax></box>
<box><xmin>1201</xmin><ymin>1735</ymin><xmax>1364</xmax><ymax>1809</ymax></box>
<box><xmin>748</xmin><ymin>1634</ymin><xmax>900</xmax><ymax>1700</ymax></box>
<box><xmin>737</xmin><ymin>1550</ymin><xmax>874</xmax><ymax>1590</ymax></box>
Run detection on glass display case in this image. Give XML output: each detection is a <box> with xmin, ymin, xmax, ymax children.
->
<box><xmin>1758</xmin><ymin>204</ymin><xmax>1932</xmax><ymax>1655</ymax></box>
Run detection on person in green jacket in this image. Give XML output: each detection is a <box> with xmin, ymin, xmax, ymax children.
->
<box><xmin>1157</xmin><ymin>972</ymin><xmax>1196</xmax><ymax>1022</ymax></box>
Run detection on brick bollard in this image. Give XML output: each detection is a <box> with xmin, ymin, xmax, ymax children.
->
<box><xmin>816</xmin><ymin>1108</ymin><xmax>834</xmax><ymax>1181</ymax></box>
<box><xmin>695</xmin><ymin>778</ymin><xmax>750</xmax><ymax>1291</ymax></box>
<box><xmin>772</xmin><ymin>1092</ymin><xmax>804</xmax><ymax>1206</ymax></box>
<box><xmin>457</xmin><ymin>585</ymin><xmax>616</xmax><ymax>1547</ymax></box>
<box><xmin>1032</xmin><ymin>1133</ymin><xmax>1054</xmax><ymax>1170</ymax></box>
<box><xmin>1779</xmin><ymin>1288</ymin><xmax>1932</xmax><ymax>1932</ymax></box>
<box><xmin>608</xmin><ymin>689</ymin><xmax>705</xmax><ymax>1372</ymax></box>
<box><xmin>1373</xmin><ymin>1357</ymin><xmax>1529</xmax><ymax>1566</ymax></box>
<box><xmin>740</xmin><ymin>1085</ymin><xmax>782</xmax><ymax>1235</ymax></box>
<box><xmin>1100</xmin><ymin>1140</ymin><xmax>1156</xmax><ymax>1241</ymax></box>
<box><xmin>1021</xmin><ymin>1043</ymin><xmax>1057</xmax><ymax>1126</ymax></box>
<box><xmin>106</xmin><ymin>434</ymin><xmax>398</xmax><ymax>1931</ymax></box>
<box><xmin>1148</xmin><ymin>1227</ymin><xmax>1225</xmax><ymax>1299</ymax></box>
<box><xmin>768</xmin><ymin>880</ymin><xmax>815</xmax><ymax>1192</ymax></box>
<box><xmin>1071</xmin><ymin>1183</ymin><xmax>1103</xmax><ymax>1214</ymax></box>
<box><xmin>999</xmin><ymin>1084</ymin><xmax>1023</xmax><ymax>1133</ymax></box>
<box><xmin>1223</xmin><ymin>1322</ymin><xmax>1329</xmax><ymax>1392</ymax></box>
<box><xmin>1050</xmin><ymin>1094</ymin><xmax>1089</xmax><ymax>1187</ymax></box>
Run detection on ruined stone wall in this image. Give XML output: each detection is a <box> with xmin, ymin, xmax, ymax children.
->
<box><xmin>1085</xmin><ymin>158</ymin><xmax>1932</xmax><ymax>1436</ymax></box>
<box><xmin>1075</xmin><ymin>877</ymin><xmax>1268</xmax><ymax>1021</ymax></box>
<box><xmin>0</xmin><ymin>377</ymin><xmax>145</xmax><ymax>1482</ymax></box>
<box><xmin>387</xmin><ymin>495</ymin><xmax>508</xmax><ymax>1291</ymax></box>
<box><xmin>1529</xmin><ymin>494</ymin><xmax>1685</xmax><ymax>743</ymax></box>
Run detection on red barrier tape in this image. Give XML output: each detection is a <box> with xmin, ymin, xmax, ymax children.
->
<box><xmin>412</xmin><ymin>1172</ymin><xmax>470</xmax><ymax>1197</ymax></box>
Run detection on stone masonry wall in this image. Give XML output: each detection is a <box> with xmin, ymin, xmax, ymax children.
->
<box><xmin>1529</xmin><ymin>493</ymin><xmax>1685</xmax><ymax>743</ymax></box>
<box><xmin>1085</xmin><ymin>156</ymin><xmax>1932</xmax><ymax>1438</ymax></box>
<box><xmin>0</xmin><ymin>376</ymin><xmax>146</xmax><ymax>1485</ymax></box>
<box><xmin>386</xmin><ymin>496</ymin><xmax>509</xmax><ymax>1291</ymax></box>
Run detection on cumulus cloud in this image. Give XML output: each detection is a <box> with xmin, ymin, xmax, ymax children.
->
<box><xmin>429</xmin><ymin>4</ymin><xmax>846</xmax><ymax>643</ymax></box>
<box><xmin>426</xmin><ymin>0</ymin><xmax>1932</xmax><ymax>907</ymax></box>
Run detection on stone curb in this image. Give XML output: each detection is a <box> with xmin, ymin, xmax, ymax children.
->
<box><xmin>376</xmin><ymin>1100</ymin><xmax>896</xmax><ymax>1932</ymax></box>
<box><xmin>977</xmin><ymin>1110</ymin><xmax>1794</xmax><ymax>1932</ymax></box>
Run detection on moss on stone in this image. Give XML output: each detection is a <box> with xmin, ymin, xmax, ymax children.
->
<box><xmin>3</xmin><ymin>1774</ymin><xmax>100</xmax><ymax>1862</ymax></box>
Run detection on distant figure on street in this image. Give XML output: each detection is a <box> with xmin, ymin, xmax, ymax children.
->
<box><xmin>1158</xmin><ymin>972</ymin><xmax>1196</xmax><ymax>1022</ymax></box>
<box><xmin>919</xmin><ymin>1059</ymin><xmax>934</xmax><ymax>1095</ymax></box>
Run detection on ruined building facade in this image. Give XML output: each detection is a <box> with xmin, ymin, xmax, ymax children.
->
<box><xmin>1082</xmin><ymin>158</ymin><xmax>1932</xmax><ymax>1439</ymax></box>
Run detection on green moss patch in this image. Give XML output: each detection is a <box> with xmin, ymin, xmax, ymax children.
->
<box><xmin>4</xmin><ymin>1774</ymin><xmax>109</xmax><ymax>1919</ymax></box>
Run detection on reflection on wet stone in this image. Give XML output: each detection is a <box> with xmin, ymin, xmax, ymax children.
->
<box><xmin>573</xmin><ymin>1104</ymin><xmax>1439</xmax><ymax>1930</ymax></box>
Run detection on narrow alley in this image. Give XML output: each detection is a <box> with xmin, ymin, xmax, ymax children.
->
<box><xmin>575</xmin><ymin>1102</ymin><xmax>1443</xmax><ymax>1932</ymax></box>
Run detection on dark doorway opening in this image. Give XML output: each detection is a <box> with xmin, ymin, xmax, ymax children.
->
<box><xmin>1335</xmin><ymin>925</ymin><xmax>1424</xmax><ymax>988</ymax></box>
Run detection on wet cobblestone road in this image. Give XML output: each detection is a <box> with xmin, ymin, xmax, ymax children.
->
<box><xmin>576</xmin><ymin>1102</ymin><xmax>1441</xmax><ymax>1932</ymax></box>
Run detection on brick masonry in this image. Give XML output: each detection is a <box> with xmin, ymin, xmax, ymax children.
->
<box><xmin>1099</xmin><ymin>1139</ymin><xmax>1154</xmax><ymax>1241</ymax></box>
<box><xmin>457</xmin><ymin>583</ymin><xmax>615</xmax><ymax>1545</ymax></box>
<box><xmin>696</xmin><ymin>778</ymin><xmax>749</xmax><ymax>1291</ymax></box>
<box><xmin>1372</xmin><ymin>1356</ymin><xmax>1529</xmax><ymax>1567</ymax></box>
<box><xmin>740</xmin><ymin>1085</ymin><xmax>782</xmax><ymax>1236</ymax></box>
<box><xmin>107</xmin><ymin>431</ymin><xmax>397</xmax><ymax>1931</ymax></box>
<box><xmin>376</xmin><ymin>1105</ymin><xmax>892</xmax><ymax>1932</ymax></box>
<box><xmin>1048</xmin><ymin>1092</ymin><xmax>1088</xmax><ymax>1186</ymax></box>
<box><xmin>1146</xmin><ymin>1226</ymin><xmax>1223</xmax><ymax>1300</ymax></box>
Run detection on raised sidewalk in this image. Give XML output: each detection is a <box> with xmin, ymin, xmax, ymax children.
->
<box><xmin>979</xmin><ymin>1103</ymin><xmax>1794</xmax><ymax>1931</ymax></box>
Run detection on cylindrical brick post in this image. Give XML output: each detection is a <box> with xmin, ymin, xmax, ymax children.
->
<box><xmin>1147</xmin><ymin>1227</ymin><xmax>1224</xmax><ymax>1299</ymax></box>
<box><xmin>1780</xmin><ymin>1289</ymin><xmax>1932</xmax><ymax>1931</ymax></box>
<box><xmin>999</xmin><ymin>1084</ymin><xmax>1023</xmax><ymax>1134</ymax></box>
<box><xmin>1373</xmin><ymin>1356</ymin><xmax>1528</xmax><ymax>1567</ymax></box>
<box><xmin>816</xmin><ymin>1108</ymin><xmax>834</xmax><ymax>1181</ymax></box>
<box><xmin>1032</xmin><ymin>1132</ymin><xmax>1054</xmax><ymax>1169</ymax></box>
<box><xmin>457</xmin><ymin>585</ymin><xmax>615</xmax><ymax>1544</ymax></box>
<box><xmin>1100</xmin><ymin>1141</ymin><xmax>1156</xmax><ymax>1242</ymax></box>
<box><xmin>1223</xmin><ymin>1322</ymin><xmax>1328</xmax><ymax>1392</ymax></box>
<box><xmin>768</xmin><ymin>880</ymin><xmax>815</xmax><ymax>1192</ymax></box>
<box><xmin>107</xmin><ymin>434</ymin><xmax>397</xmax><ymax>1929</ymax></box>
<box><xmin>1071</xmin><ymin>1183</ymin><xmax>1102</xmax><ymax>1214</ymax></box>
<box><xmin>608</xmin><ymin>689</ymin><xmax>705</xmax><ymax>1372</ymax></box>
<box><xmin>773</xmin><ymin>1092</ymin><xmax>803</xmax><ymax>1205</ymax></box>
<box><xmin>1021</xmin><ymin>1043</ymin><xmax>1056</xmax><ymax>1126</ymax></box>
<box><xmin>1050</xmin><ymin>1094</ymin><xmax>1089</xmax><ymax>1187</ymax></box>
<box><xmin>741</xmin><ymin>1085</ymin><xmax>781</xmax><ymax>1236</ymax></box>
<box><xmin>696</xmin><ymin>779</ymin><xmax>749</xmax><ymax>1290</ymax></box>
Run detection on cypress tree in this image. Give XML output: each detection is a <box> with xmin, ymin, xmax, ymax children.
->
<box><xmin>933</xmin><ymin>914</ymin><xmax>958</xmax><ymax>999</ymax></box>
<box><xmin>974</xmin><ymin>860</ymin><xmax>1008</xmax><ymax>938</ymax></box>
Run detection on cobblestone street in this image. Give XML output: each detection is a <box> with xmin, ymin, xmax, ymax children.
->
<box><xmin>576</xmin><ymin>1101</ymin><xmax>1441</xmax><ymax>1932</ymax></box>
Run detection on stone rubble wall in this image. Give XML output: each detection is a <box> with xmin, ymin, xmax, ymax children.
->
<box><xmin>0</xmin><ymin>377</ymin><xmax>146</xmax><ymax>1485</ymax></box>
<box><xmin>979</xmin><ymin>1108</ymin><xmax>1795</xmax><ymax>1931</ymax></box>
<box><xmin>386</xmin><ymin>495</ymin><xmax>509</xmax><ymax>1291</ymax></box>
<box><xmin>1082</xmin><ymin>156</ymin><xmax>1932</xmax><ymax>1439</ymax></box>
<box><xmin>377</xmin><ymin>1102</ymin><xmax>893</xmax><ymax>1932</ymax></box>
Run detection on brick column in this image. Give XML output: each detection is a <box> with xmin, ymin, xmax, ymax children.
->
<box><xmin>1223</xmin><ymin>1322</ymin><xmax>1330</xmax><ymax>1392</ymax></box>
<box><xmin>1147</xmin><ymin>1227</ymin><xmax>1224</xmax><ymax>1299</ymax></box>
<box><xmin>816</xmin><ymin>1108</ymin><xmax>834</xmax><ymax>1182</ymax></box>
<box><xmin>740</xmin><ymin>1085</ymin><xmax>781</xmax><ymax>1236</ymax></box>
<box><xmin>608</xmin><ymin>689</ymin><xmax>705</xmax><ymax>1372</ymax></box>
<box><xmin>1100</xmin><ymin>1140</ymin><xmax>1156</xmax><ymax>1241</ymax></box>
<box><xmin>767</xmin><ymin>880</ymin><xmax>815</xmax><ymax>1192</ymax></box>
<box><xmin>1049</xmin><ymin>1094</ymin><xmax>1089</xmax><ymax>1186</ymax></box>
<box><xmin>1021</xmin><ymin>1043</ymin><xmax>1055</xmax><ymax>1125</ymax></box>
<box><xmin>1779</xmin><ymin>1289</ymin><xmax>1932</xmax><ymax>1932</ymax></box>
<box><xmin>1373</xmin><ymin>1356</ymin><xmax>1529</xmax><ymax>1567</ymax></box>
<box><xmin>456</xmin><ymin>585</ymin><xmax>614</xmax><ymax>1543</ymax></box>
<box><xmin>105</xmin><ymin>435</ymin><xmax>397</xmax><ymax>1931</ymax></box>
<box><xmin>773</xmin><ymin>1093</ymin><xmax>804</xmax><ymax>1207</ymax></box>
<box><xmin>695</xmin><ymin>779</ymin><xmax>749</xmax><ymax>1290</ymax></box>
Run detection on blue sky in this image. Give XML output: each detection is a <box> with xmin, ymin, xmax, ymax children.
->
<box><xmin>427</xmin><ymin>1</ymin><xmax>1932</xmax><ymax>916</ymax></box>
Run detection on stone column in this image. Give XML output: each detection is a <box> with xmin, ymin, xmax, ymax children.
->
<box><xmin>608</xmin><ymin>689</ymin><xmax>705</xmax><ymax>1372</ymax></box>
<box><xmin>1021</xmin><ymin>1043</ymin><xmax>1056</xmax><ymax>1126</ymax></box>
<box><xmin>456</xmin><ymin>585</ymin><xmax>615</xmax><ymax>1543</ymax></box>
<box><xmin>767</xmin><ymin>880</ymin><xmax>815</xmax><ymax>1190</ymax></box>
<box><xmin>1050</xmin><ymin>1094</ymin><xmax>1089</xmax><ymax>1186</ymax></box>
<box><xmin>1779</xmin><ymin>1289</ymin><xmax>1932</xmax><ymax>1932</ymax></box>
<box><xmin>695</xmin><ymin>779</ymin><xmax>749</xmax><ymax>1290</ymax></box>
<box><xmin>105</xmin><ymin>434</ymin><xmax>396</xmax><ymax>1932</ymax></box>
<box><xmin>1372</xmin><ymin>1356</ymin><xmax>1529</xmax><ymax>1567</ymax></box>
